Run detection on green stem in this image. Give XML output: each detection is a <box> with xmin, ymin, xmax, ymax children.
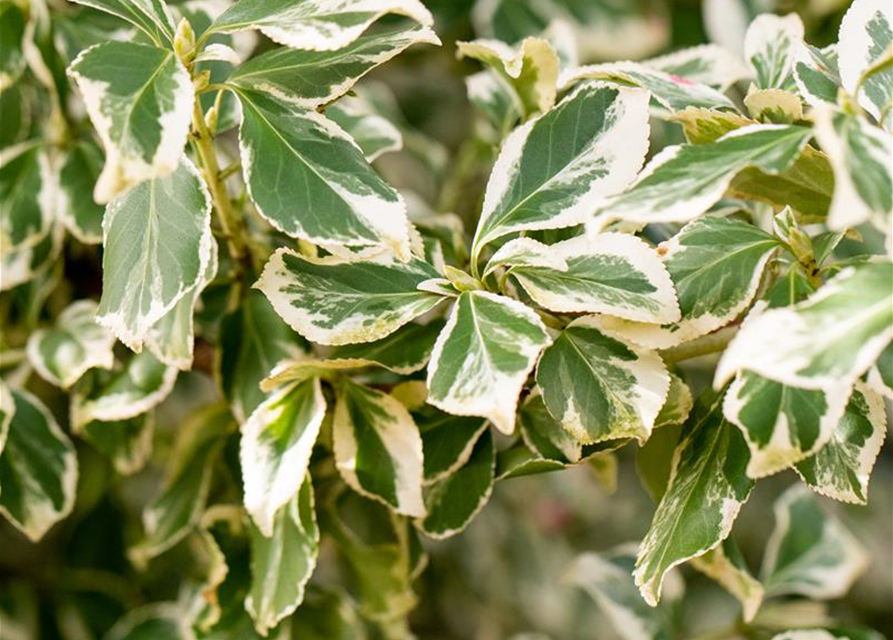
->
<box><xmin>660</xmin><ymin>326</ymin><xmax>738</xmax><ymax>365</ymax></box>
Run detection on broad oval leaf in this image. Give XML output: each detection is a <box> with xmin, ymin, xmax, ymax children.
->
<box><xmin>209</xmin><ymin>0</ymin><xmax>433</xmax><ymax>51</ymax></box>
<box><xmin>333</xmin><ymin>381</ymin><xmax>425</xmax><ymax>517</ymax></box>
<box><xmin>27</xmin><ymin>299</ymin><xmax>116</xmax><ymax>389</ymax></box>
<box><xmin>236</xmin><ymin>90</ymin><xmax>411</xmax><ymax>258</ymax></box>
<box><xmin>96</xmin><ymin>158</ymin><xmax>213</xmax><ymax>351</ymax></box>
<box><xmin>67</xmin><ymin>0</ymin><xmax>177</xmax><ymax>46</ymax></box>
<box><xmin>489</xmin><ymin>233</ymin><xmax>680</xmax><ymax>324</ymax></box>
<box><xmin>838</xmin><ymin>0</ymin><xmax>893</xmax><ymax>130</ymax></box>
<box><xmin>471</xmin><ymin>81</ymin><xmax>651</xmax><ymax>259</ymax></box>
<box><xmin>241</xmin><ymin>378</ymin><xmax>326</xmax><ymax>536</ymax></box>
<box><xmin>426</xmin><ymin>290</ymin><xmax>551</xmax><ymax>435</ymax></box>
<box><xmin>634</xmin><ymin>395</ymin><xmax>755</xmax><ymax>606</ymax></box>
<box><xmin>256</xmin><ymin>248</ymin><xmax>443</xmax><ymax>346</ymax></box>
<box><xmin>536</xmin><ymin>318</ymin><xmax>670</xmax><ymax>445</ymax></box>
<box><xmin>744</xmin><ymin>13</ymin><xmax>803</xmax><ymax>90</ymax></box>
<box><xmin>0</xmin><ymin>390</ymin><xmax>78</xmax><ymax>541</ymax></box>
<box><xmin>68</xmin><ymin>41</ymin><xmax>194</xmax><ymax>203</ymax></box>
<box><xmin>716</xmin><ymin>261</ymin><xmax>893</xmax><ymax>390</ymax></box>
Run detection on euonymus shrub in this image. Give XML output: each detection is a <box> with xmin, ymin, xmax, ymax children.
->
<box><xmin>0</xmin><ymin>0</ymin><xmax>891</xmax><ymax>638</ymax></box>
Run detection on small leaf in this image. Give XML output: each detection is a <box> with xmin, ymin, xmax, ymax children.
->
<box><xmin>327</xmin><ymin>319</ymin><xmax>445</xmax><ymax>375</ymax></box>
<box><xmin>793</xmin><ymin>44</ymin><xmax>841</xmax><ymax>108</ymax></box>
<box><xmin>427</xmin><ymin>290</ymin><xmax>551</xmax><ymax>435</ymax></box>
<box><xmin>417</xmin><ymin>409</ymin><xmax>489</xmax><ymax>483</ymax></box>
<box><xmin>1</xmin><ymin>143</ymin><xmax>55</xmax><ymax>252</ymax></box>
<box><xmin>536</xmin><ymin>317</ymin><xmax>670</xmax><ymax>444</ymax></box>
<box><xmin>761</xmin><ymin>485</ymin><xmax>868</xmax><ymax>599</ymax></box>
<box><xmin>692</xmin><ymin>537</ymin><xmax>764</xmax><ymax>622</ymax></box>
<box><xmin>209</xmin><ymin>0</ymin><xmax>433</xmax><ymax>51</ymax></box>
<box><xmin>744</xmin><ymin>88</ymin><xmax>803</xmax><ymax>123</ymax></box>
<box><xmin>744</xmin><ymin>13</ymin><xmax>804</xmax><ymax>90</ymax></box>
<box><xmin>838</xmin><ymin>0</ymin><xmax>893</xmax><ymax>129</ymax></box>
<box><xmin>246</xmin><ymin>475</ymin><xmax>319</xmax><ymax>637</ymax></box>
<box><xmin>795</xmin><ymin>382</ymin><xmax>887</xmax><ymax>505</ymax></box>
<box><xmin>67</xmin><ymin>0</ymin><xmax>177</xmax><ymax>46</ymax></box>
<box><xmin>78</xmin><ymin>414</ymin><xmax>154</xmax><ymax>476</ymax></box>
<box><xmin>0</xmin><ymin>390</ymin><xmax>78</xmax><ymax>541</ymax></box>
<box><xmin>655</xmin><ymin>374</ymin><xmax>693</xmax><ymax>429</ymax></box>
<box><xmin>27</xmin><ymin>299</ymin><xmax>116</xmax><ymax>389</ymax></box>
<box><xmin>241</xmin><ymin>378</ymin><xmax>326</xmax><ymax>536</ymax></box>
<box><xmin>519</xmin><ymin>393</ymin><xmax>584</xmax><ymax>464</ymax></box>
<box><xmin>634</xmin><ymin>395</ymin><xmax>755</xmax><ymax>606</ymax></box>
<box><xmin>466</xmin><ymin>69</ymin><xmax>523</xmax><ymax>133</ymax></box>
<box><xmin>646</xmin><ymin>44</ymin><xmax>751</xmax><ymax>91</ymax></box>
<box><xmin>256</xmin><ymin>248</ymin><xmax>443</xmax><ymax>346</ymax></box>
<box><xmin>68</xmin><ymin>41</ymin><xmax>194</xmax><ymax>202</ymax></box>
<box><xmin>57</xmin><ymin>140</ymin><xmax>104</xmax><ymax>244</ymax></box>
<box><xmin>327</xmin><ymin>95</ymin><xmax>403</xmax><ymax>162</ymax></box>
<box><xmin>668</xmin><ymin>107</ymin><xmax>755</xmax><ymax>144</ymax></box>
<box><xmin>333</xmin><ymin>381</ymin><xmax>425</xmax><ymax>517</ymax></box>
<box><xmin>716</xmin><ymin>261</ymin><xmax>893</xmax><ymax>391</ymax></box>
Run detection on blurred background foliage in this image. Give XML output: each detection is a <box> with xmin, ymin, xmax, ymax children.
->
<box><xmin>0</xmin><ymin>0</ymin><xmax>890</xmax><ymax>639</ymax></box>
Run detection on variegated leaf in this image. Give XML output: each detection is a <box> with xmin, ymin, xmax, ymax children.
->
<box><xmin>635</xmin><ymin>395</ymin><xmax>754</xmax><ymax>606</ymax></box>
<box><xmin>646</xmin><ymin>44</ymin><xmax>751</xmax><ymax>91</ymax></box>
<box><xmin>235</xmin><ymin>90</ymin><xmax>411</xmax><ymax>258</ymax></box>
<box><xmin>416</xmin><ymin>428</ymin><xmax>494</xmax><ymax>539</ymax></box>
<box><xmin>227</xmin><ymin>23</ymin><xmax>439</xmax><ymax>108</ymax></box>
<box><xmin>655</xmin><ymin>374</ymin><xmax>693</xmax><ymax>429</ymax></box>
<box><xmin>744</xmin><ymin>88</ymin><xmax>803</xmax><ymax>124</ymax></box>
<box><xmin>598</xmin><ymin>216</ymin><xmax>781</xmax><ymax>349</ymax></box>
<box><xmin>519</xmin><ymin>393</ymin><xmax>584</xmax><ymax>465</ymax></box>
<box><xmin>536</xmin><ymin>317</ymin><xmax>670</xmax><ymax>444</ymax></box>
<box><xmin>471</xmin><ymin>81</ymin><xmax>650</xmax><ymax>259</ymax></box>
<box><xmin>67</xmin><ymin>0</ymin><xmax>176</xmax><ymax>46</ymax></box>
<box><xmin>559</xmin><ymin>62</ymin><xmax>736</xmax><ymax>114</ymax></box>
<box><xmin>417</xmin><ymin>409</ymin><xmax>489</xmax><ymax>483</ymax></box>
<box><xmin>761</xmin><ymin>485</ymin><xmax>868</xmax><ymax>599</ymax></box>
<box><xmin>465</xmin><ymin>69</ymin><xmax>523</xmax><ymax>134</ymax></box>
<box><xmin>456</xmin><ymin>37</ymin><xmax>559</xmax><ymax>115</ymax></box>
<box><xmin>692</xmin><ymin>537</ymin><xmax>764</xmax><ymax>622</ymax></box>
<box><xmin>716</xmin><ymin>261</ymin><xmax>893</xmax><ymax>391</ymax></box>
<box><xmin>0</xmin><ymin>390</ymin><xmax>78</xmax><ymax>542</ymax></box>
<box><xmin>813</xmin><ymin>106</ymin><xmax>893</xmax><ymax>233</ymax></box>
<box><xmin>744</xmin><ymin>13</ymin><xmax>804</xmax><ymax>90</ymax></box>
<box><xmin>68</xmin><ymin>41</ymin><xmax>193</xmax><ymax>203</ymax></box>
<box><xmin>241</xmin><ymin>378</ymin><xmax>326</xmax><ymax>536</ymax></box>
<box><xmin>488</xmin><ymin>233</ymin><xmax>680</xmax><ymax>324</ymax></box>
<box><xmin>78</xmin><ymin>414</ymin><xmax>154</xmax><ymax>476</ymax></box>
<box><xmin>427</xmin><ymin>290</ymin><xmax>551</xmax><ymax>435</ymax></box>
<box><xmin>668</xmin><ymin>107</ymin><xmax>756</xmax><ymax>144</ymax></box>
<box><xmin>255</xmin><ymin>248</ymin><xmax>443</xmax><ymax>346</ymax></box>
<box><xmin>247</xmin><ymin>475</ymin><xmax>319</xmax><ymax>636</ymax></box>
<box><xmin>0</xmin><ymin>222</ymin><xmax>63</xmax><ymax>292</ymax></box>
<box><xmin>867</xmin><ymin>342</ymin><xmax>893</xmax><ymax>398</ymax></box>
<box><xmin>795</xmin><ymin>383</ymin><xmax>887</xmax><ymax>505</ymax></box>
<box><xmin>57</xmin><ymin>140</ymin><xmax>104</xmax><ymax>244</ymax></box>
<box><xmin>0</xmin><ymin>2</ymin><xmax>26</xmax><ymax>91</ymax></box>
<box><xmin>27</xmin><ymin>299</ymin><xmax>116</xmax><ymax>389</ymax></box>
<box><xmin>96</xmin><ymin>158</ymin><xmax>213</xmax><ymax>352</ymax></box>
<box><xmin>1</xmin><ymin>142</ymin><xmax>55</xmax><ymax>254</ymax></box>
<box><xmin>333</xmin><ymin>381</ymin><xmax>425</xmax><ymax>517</ymax></box>
<box><xmin>793</xmin><ymin>44</ymin><xmax>841</xmax><ymax>108</ymax></box>
<box><xmin>325</xmin><ymin>319</ymin><xmax>444</xmax><ymax>374</ymax></box>
<box><xmin>327</xmin><ymin>95</ymin><xmax>403</xmax><ymax>162</ymax></box>
<box><xmin>597</xmin><ymin>125</ymin><xmax>813</xmax><ymax>225</ymax></box>
<box><xmin>838</xmin><ymin>0</ymin><xmax>893</xmax><ymax>130</ymax></box>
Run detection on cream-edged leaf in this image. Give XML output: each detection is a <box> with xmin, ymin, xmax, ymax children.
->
<box><xmin>78</xmin><ymin>414</ymin><xmax>155</xmax><ymax>476</ymax></box>
<box><xmin>67</xmin><ymin>0</ymin><xmax>177</xmax><ymax>46</ymax></box>
<box><xmin>326</xmin><ymin>95</ymin><xmax>403</xmax><ymax>162</ymax></box>
<box><xmin>255</xmin><ymin>248</ymin><xmax>443</xmax><ymax>346</ymax></box>
<box><xmin>426</xmin><ymin>290</ymin><xmax>551</xmax><ymax>435</ymax></box>
<box><xmin>333</xmin><ymin>381</ymin><xmax>425</xmax><ymax>517</ymax></box>
<box><xmin>241</xmin><ymin>379</ymin><xmax>326</xmax><ymax>536</ymax></box>
<box><xmin>838</xmin><ymin>0</ymin><xmax>893</xmax><ymax>129</ymax></box>
<box><xmin>743</xmin><ymin>13</ymin><xmax>804</xmax><ymax>90</ymax></box>
<box><xmin>417</xmin><ymin>409</ymin><xmax>489</xmax><ymax>483</ymax></box>
<box><xmin>646</xmin><ymin>44</ymin><xmax>751</xmax><ymax>91</ymax></box>
<box><xmin>57</xmin><ymin>140</ymin><xmax>104</xmax><ymax>244</ymax></box>
<box><xmin>655</xmin><ymin>373</ymin><xmax>694</xmax><ymax>429</ymax></box>
<box><xmin>793</xmin><ymin>44</ymin><xmax>841</xmax><ymax>108</ymax></box>
<box><xmin>536</xmin><ymin>318</ymin><xmax>670</xmax><ymax>445</ymax></box>
<box><xmin>692</xmin><ymin>537</ymin><xmax>764</xmax><ymax>623</ymax></box>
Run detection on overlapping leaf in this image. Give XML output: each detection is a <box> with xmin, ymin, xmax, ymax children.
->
<box><xmin>67</xmin><ymin>0</ymin><xmax>177</xmax><ymax>46</ymax></box>
<box><xmin>744</xmin><ymin>13</ymin><xmax>803</xmax><ymax>89</ymax></box>
<box><xmin>838</xmin><ymin>0</ymin><xmax>893</xmax><ymax>130</ymax></box>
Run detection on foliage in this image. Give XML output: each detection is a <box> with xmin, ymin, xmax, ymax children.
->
<box><xmin>0</xmin><ymin>0</ymin><xmax>891</xmax><ymax>638</ymax></box>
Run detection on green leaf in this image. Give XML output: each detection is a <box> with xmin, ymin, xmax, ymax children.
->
<box><xmin>597</xmin><ymin>125</ymin><xmax>813</xmax><ymax>225</ymax></box>
<box><xmin>326</xmin><ymin>95</ymin><xmax>403</xmax><ymax>162</ymax></box>
<box><xmin>67</xmin><ymin>0</ymin><xmax>177</xmax><ymax>46</ymax></box>
<box><xmin>793</xmin><ymin>44</ymin><xmax>841</xmax><ymax>108</ymax></box>
<box><xmin>247</xmin><ymin>475</ymin><xmax>319</xmax><ymax>636</ymax></box>
<box><xmin>130</xmin><ymin>404</ymin><xmax>233</xmax><ymax>564</ymax></box>
<box><xmin>867</xmin><ymin>342</ymin><xmax>893</xmax><ymax>398</ymax></box>
<box><xmin>57</xmin><ymin>140</ymin><xmax>104</xmax><ymax>244</ymax></box>
<box><xmin>634</xmin><ymin>395</ymin><xmax>754</xmax><ymax>606</ymax></box>
<box><xmin>26</xmin><ymin>299</ymin><xmax>116</xmax><ymax>389</ymax></box>
<box><xmin>744</xmin><ymin>88</ymin><xmax>803</xmax><ymax>124</ymax></box>
<box><xmin>471</xmin><ymin>82</ymin><xmax>651</xmax><ymax>258</ymax></box>
<box><xmin>655</xmin><ymin>373</ymin><xmax>693</xmax><ymax>428</ymax></box>
<box><xmin>0</xmin><ymin>221</ymin><xmax>63</xmax><ymax>292</ymax></box>
<box><xmin>71</xmin><ymin>350</ymin><xmax>178</xmax><ymax>429</ymax></box>
<box><xmin>219</xmin><ymin>289</ymin><xmax>307</xmax><ymax>423</ymax></box>
<box><xmin>104</xmin><ymin>604</ymin><xmax>194</xmax><ymax>640</ymax></box>
<box><xmin>68</xmin><ymin>41</ymin><xmax>194</xmax><ymax>203</ymax></box>
<box><xmin>427</xmin><ymin>290</ymin><xmax>551</xmax><ymax>435</ymax></box>
<box><xmin>78</xmin><ymin>414</ymin><xmax>154</xmax><ymax>476</ymax></box>
<box><xmin>96</xmin><ymin>158</ymin><xmax>213</xmax><ymax>351</ymax></box>
<box><xmin>518</xmin><ymin>393</ymin><xmax>585</xmax><ymax>464</ymax></box>
<box><xmin>761</xmin><ymin>485</ymin><xmax>868</xmax><ymax>599</ymax></box>
<box><xmin>668</xmin><ymin>107</ymin><xmax>755</xmax><ymax>144</ymax></box>
<box><xmin>417</xmin><ymin>409</ymin><xmax>489</xmax><ymax>482</ymax></box>
<box><xmin>456</xmin><ymin>37</ymin><xmax>559</xmax><ymax>116</ymax></box>
<box><xmin>599</xmin><ymin>216</ymin><xmax>781</xmax><ymax>349</ymax></box>
<box><xmin>814</xmin><ymin>107</ymin><xmax>892</xmax><ymax>233</ymax></box>
<box><xmin>333</xmin><ymin>381</ymin><xmax>425</xmax><ymax>517</ymax></box>
<box><xmin>289</xmin><ymin>587</ymin><xmax>368</xmax><ymax>640</ymax></box>
<box><xmin>235</xmin><ymin>90</ymin><xmax>411</xmax><ymax>258</ymax></box>
<box><xmin>209</xmin><ymin>0</ymin><xmax>433</xmax><ymax>51</ymax></box>
<box><xmin>724</xmin><ymin>370</ymin><xmax>851</xmax><ymax>479</ymax></box>
<box><xmin>838</xmin><ymin>0</ymin><xmax>893</xmax><ymax>130</ymax></box>
<box><xmin>466</xmin><ymin>69</ymin><xmax>523</xmax><ymax>134</ymax></box>
<box><xmin>0</xmin><ymin>390</ymin><xmax>78</xmax><ymax>541</ymax></box>
<box><xmin>716</xmin><ymin>261</ymin><xmax>893</xmax><ymax>391</ymax></box>
<box><xmin>487</xmin><ymin>233</ymin><xmax>680</xmax><ymax>324</ymax></box>
<box><xmin>795</xmin><ymin>383</ymin><xmax>887</xmax><ymax>505</ymax></box>
<box><xmin>565</xmin><ymin>546</ymin><xmax>680</xmax><ymax>640</ymax></box>
<box><xmin>241</xmin><ymin>378</ymin><xmax>326</xmax><ymax>536</ymax></box>
<box><xmin>743</xmin><ymin>13</ymin><xmax>803</xmax><ymax>90</ymax></box>
<box><xmin>536</xmin><ymin>318</ymin><xmax>670</xmax><ymax>444</ymax></box>
<box><xmin>227</xmin><ymin>23</ymin><xmax>438</xmax><ymax>108</ymax></box>
<box><xmin>692</xmin><ymin>537</ymin><xmax>764</xmax><ymax>622</ymax></box>
<box><xmin>559</xmin><ymin>61</ymin><xmax>736</xmax><ymax>113</ymax></box>
<box><xmin>1</xmin><ymin>143</ymin><xmax>55</xmax><ymax>252</ymax></box>
<box><xmin>257</xmin><ymin>249</ymin><xmax>442</xmax><ymax>346</ymax></box>
<box><xmin>416</xmin><ymin>428</ymin><xmax>495</xmax><ymax>539</ymax></box>
<box><xmin>0</xmin><ymin>2</ymin><xmax>26</xmax><ymax>91</ymax></box>
<box><xmin>646</xmin><ymin>44</ymin><xmax>751</xmax><ymax>91</ymax></box>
